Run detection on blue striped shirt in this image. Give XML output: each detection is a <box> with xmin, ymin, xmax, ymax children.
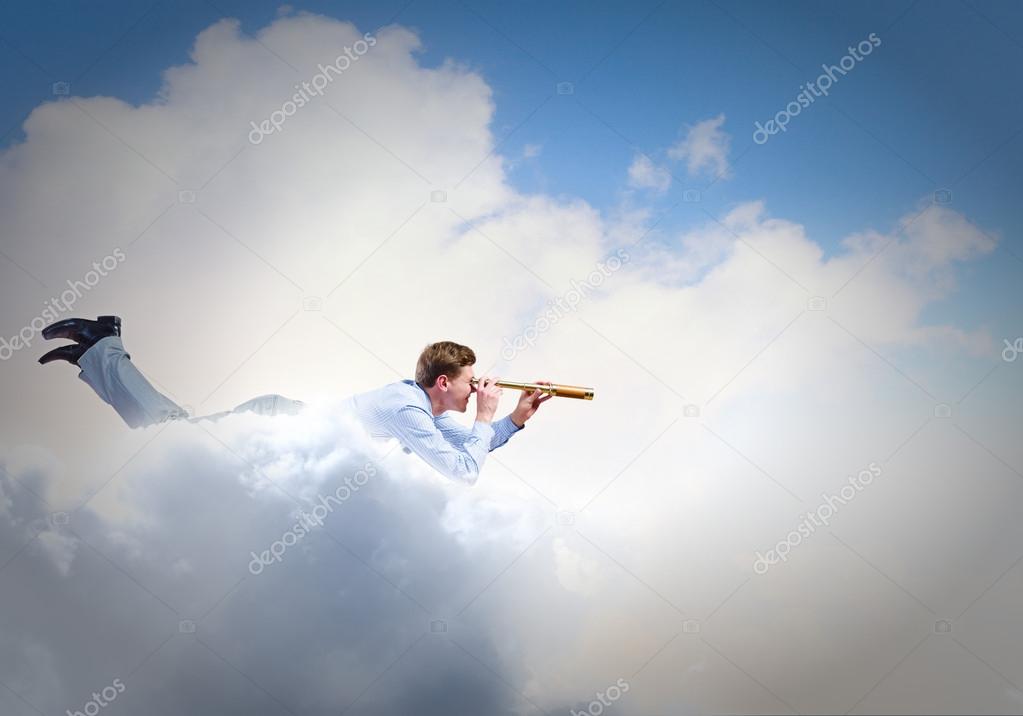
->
<box><xmin>343</xmin><ymin>379</ymin><xmax>523</xmax><ymax>484</ymax></box>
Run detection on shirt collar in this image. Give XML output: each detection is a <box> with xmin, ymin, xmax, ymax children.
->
<box><xmin>402</xmin><ymin>379</ymin><xmax>433</xmax><ymax>413</ymax></box>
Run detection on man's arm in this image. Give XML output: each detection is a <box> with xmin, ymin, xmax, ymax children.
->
<box><xmin>435</xmin><ymin>412</ymin><xmax>522</xmax><ymax>451</ymax></box>
<box><xmin>390</xmin><ymin>404</ymin><xmax>496</xmax><ymax>485</ymax></box>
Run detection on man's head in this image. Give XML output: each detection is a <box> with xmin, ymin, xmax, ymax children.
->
<box><xmin>415</xmin><ymin>341</ymin><xmax>477</xmax><ymax>415</ymax></box>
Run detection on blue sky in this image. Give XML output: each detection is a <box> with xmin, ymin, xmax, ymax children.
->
<box><xmin>5</xmin><ymin>6</ymin><xmax>1023</xmax><ymax>713</ymax></box>
<box><xmin>2</xmin><ymin>0</ymin><xmax>1021</xmax><ymax>329</ymax></box>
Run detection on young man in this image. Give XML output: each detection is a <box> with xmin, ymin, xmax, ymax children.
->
<box><xmin>38</xmin><ymin>316</ymin><xmax>550</xmax><ymax>484</ymax></box>
<box><xmin>343</xmin><ymin>340</ymin><xmax>551</xmax><ymax>484</ymax></box>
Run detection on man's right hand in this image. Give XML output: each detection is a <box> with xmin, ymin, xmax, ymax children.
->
<box><xmin>474</xmin><ymin>376</ymin><xmax>502</xmax><ymax>424</ymax></box>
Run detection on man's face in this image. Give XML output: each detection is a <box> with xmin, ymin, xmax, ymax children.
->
<box><xmin>450</xmin><ymin>364</ymin><xmax>475</xmax><ymax>412</ymax></box>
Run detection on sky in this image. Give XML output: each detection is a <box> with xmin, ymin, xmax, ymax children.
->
<box><xmin>1</xmin><ymin>1</ymin><xmax>1023</xmax><ymax>714</ymax></box>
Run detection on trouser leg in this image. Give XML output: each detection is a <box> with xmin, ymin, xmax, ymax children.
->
<box><xmin>76</xmin><ymin>335</ymin><xmax>190</xmax><ymax>429</ymax></box>
<box><xmin>183</xmin><ymin>394</ymin><xmax>306</xmax><ymax>425</ymax></box>
<box><xmin>229</xmin><ymin>394</ymin><xmax>306</xmax><ymax>417</ymax></box>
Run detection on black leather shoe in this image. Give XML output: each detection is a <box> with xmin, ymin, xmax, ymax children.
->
<box><xmin>41</xmin><ymin>315</ymin><xmax>121</xmax><ymax>344</ymax></box>
<box><xmin>38</xmin><ymin>343</ymin><xmax>88</xmax><ymax>366</ymax></box>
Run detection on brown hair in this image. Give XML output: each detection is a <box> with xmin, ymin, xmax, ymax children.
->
<box><xmin>415</xmin><ymin>341</ymin><xmax>476</xmax><ymax>388</ymax></box>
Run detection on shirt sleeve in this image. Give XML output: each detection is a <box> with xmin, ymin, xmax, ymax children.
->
<box><xmin>390</xmin><ymin>405</ymin><xmax>497</xmax><ymax>485</ymax></box>
<box><xmin>435</xmin><ymin>412</ymin><xmax>523</xmax><ymax>452</ymax></box>
<box><xmin>490</xmin><ymin>414</ymin><xmax>524</xmax><ymax>449</ymax></box>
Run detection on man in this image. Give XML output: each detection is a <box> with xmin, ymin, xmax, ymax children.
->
<box><xmin>343</xmin><ymin>340</ymin><xmax>551</xmax><ymax>484</ymax></box>
<box><xmin>38</xmin><ymin>316</ymin><xmax>550</xmax><ymax>484</ymax></box>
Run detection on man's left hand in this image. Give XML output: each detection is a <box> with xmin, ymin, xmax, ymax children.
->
<box><xmin>511</xmin><ymin>380</ymin><xmax>554</xmax><ymax>428</ymax></box>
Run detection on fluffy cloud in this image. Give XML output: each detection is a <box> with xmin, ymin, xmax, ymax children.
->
<box><xmin>0</xmin><ymin>9</ymin><xmax>1018</xmax><ymax>716</ymax></box>
<box><xmin>626</xmin><ymin>154</ymin><xmax>672</xmax><ymax>194</ymax></box>
<box><xmin>668</xmin><ymin>113</ymin><xmax>732</xmax><ymax>180</ymax></box>
<box><xmin>0</xmin><ymin>404</ymin><xmax>551</xmax><ymax>715</ymax></box>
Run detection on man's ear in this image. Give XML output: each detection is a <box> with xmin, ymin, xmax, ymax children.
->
<box><xmin>435</xmin><ymin>374</ymin><xmax>448</xmax><ymax>391</ymax></box>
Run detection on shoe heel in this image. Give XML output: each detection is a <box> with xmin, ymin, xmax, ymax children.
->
<box><xmin>97</xmin><ymin>315</ymin><xmax>122</xmax><ymax>334</ymax></box>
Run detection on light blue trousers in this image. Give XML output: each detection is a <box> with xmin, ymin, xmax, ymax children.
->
<box><xmin>77</xmin><ymin>336</ymin><xmax>305</xmax><ymax>429</ymax></box>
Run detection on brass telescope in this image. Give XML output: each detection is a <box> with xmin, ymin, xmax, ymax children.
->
<box><xmin>469</xmin><ymin>377</ymin><xmax>594</xmax><ymax>401</ymax></box>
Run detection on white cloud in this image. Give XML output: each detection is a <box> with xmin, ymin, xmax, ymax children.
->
<box><xmin>0</xmin><ymin>406</ymin><xmax>551</xmax><ymax>714</ymax></box>
<box><xmin>668</xmin><ymin>113</ymin><xmax>732</xmax><ymax>180</ymax></box>
<box><xmin>626</xmin><ymin>154</ymin><xmax>672</xmax><ymax>193</ymax></box>
<box><xmin>0</xmin><ymin>10</ymin><xmax>1017</xmax><ymax>716</ymax></box>
<box><xmin>552</xmin><ymin>535</ymin><xmax>602</xmax><ymax>594</ymax></box>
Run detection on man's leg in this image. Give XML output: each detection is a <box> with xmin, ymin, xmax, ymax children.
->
<box><xmin>182</xmin><ymin>394</ymin><xmax>305</xmax><ymax>426</ymax></box>
<box><xmin>76</xmin><ymin>335</ymin><xmax>190</xmax><ymax>429</ymax></box>
<box><xmin>229</xmin><ymin>394</ymin><xmax>306</xmax><ymax>417</ymax></box>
